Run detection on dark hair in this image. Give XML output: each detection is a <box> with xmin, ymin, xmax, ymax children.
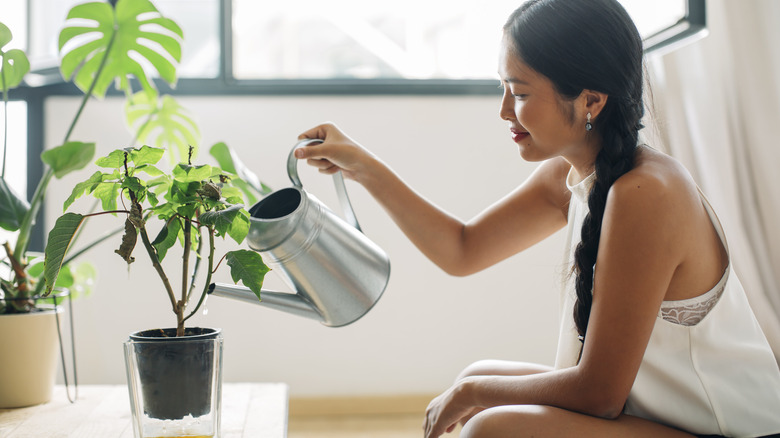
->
<box><xmin>504</xmin><ymin>0</ymin><xmax>645</xmax><ymax>348</ymax></box>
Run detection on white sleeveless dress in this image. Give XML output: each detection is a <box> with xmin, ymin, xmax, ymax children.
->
<box><xmin>555</xmin><ymin>169</ymin><xmax>780</xmax><ymax>437</ymax></box>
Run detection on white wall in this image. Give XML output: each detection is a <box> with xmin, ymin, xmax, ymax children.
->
<box><xmin>45</xmin><ymin>94</ymin><xmax>564</xmax><ymax>397</ymax></box>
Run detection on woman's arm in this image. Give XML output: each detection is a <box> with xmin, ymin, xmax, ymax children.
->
<box><xmin>424</xmin><ymin>170</ymin><xmax>685</xmax><ymax>437</ymax></box>
<box><xmin>297</xmin><ymin>123</ymin><xmax>571</xmax><ymax>276</ymax></box>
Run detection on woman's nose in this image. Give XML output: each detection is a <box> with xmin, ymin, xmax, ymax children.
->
<box><xmin>499</xmin><ymin>95</ymin><xmax>515</xmax><ymax>121</ymax></box>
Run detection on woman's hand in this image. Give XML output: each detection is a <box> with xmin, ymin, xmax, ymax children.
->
<box><xmin>296</xmin><ymin>122</ymin><xmax>376</xmax><ymax>183</ymax></box>
<box><xmin>424</xmin><ymin>377</ymin><xmax>480</xmax><ymax>438</ymax></box>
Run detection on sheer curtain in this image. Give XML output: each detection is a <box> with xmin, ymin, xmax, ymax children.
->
<box><xmin>645</xmin><ymin>0</ymin><xmax>780</xmax><ymax>360</ymax></box>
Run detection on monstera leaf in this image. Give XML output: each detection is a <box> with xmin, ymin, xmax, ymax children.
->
<box><xmin>58</xmin><ymin>0</ymin><xmax>183</xmax><ymax>98</ymax></box>
<box><xmin>125</xmin><ymin>91</ymin><xmax>200</xmax><ymax>163</ymax></box>
<box><xmin>0</xmin><ymin>22</ymin><xmax>30</xmax><ymax>92</ymax></box>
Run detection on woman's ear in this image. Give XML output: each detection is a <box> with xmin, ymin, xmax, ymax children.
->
<box><xmin>581</xmin><ymin>89</ymin><xmax>609</xmax><ymax>120</ymax></box>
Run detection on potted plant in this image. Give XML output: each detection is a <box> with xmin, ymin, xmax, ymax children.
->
<box><xmin>44</xmin><ymin>140</ymin><xmax>269</xmax><ymax>435</ymax></box>
<box><xmin>36</xmin><ymin>1</ymin><xmax>270</xmax><ymax>436</ymax></box>
<box><xmin>1</xmin><ymin>0</ymin><xmax>247</xmax><ymax>410</ymax></box>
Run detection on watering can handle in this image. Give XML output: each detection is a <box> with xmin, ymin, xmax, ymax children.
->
<box><xmin>287</xmin><ymin>138</ymin><xmax>362</xmax><ymax>232</ymax></box>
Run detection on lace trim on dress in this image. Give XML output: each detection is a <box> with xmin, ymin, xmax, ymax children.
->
<box><xmin>658</xmin><ymin>280</ymin><xmax>726</xmax><ymax>326</ymax></box>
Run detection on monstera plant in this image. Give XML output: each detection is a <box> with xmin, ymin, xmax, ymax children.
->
<box><xmin>0</xmin><ymin>0</ymin><xmax>248</xmax><ymax>409</ymax></box>
<box><xmin>2</xmin><ymin>0</ymin><xmax>186</xmax><ymax>313</ymax></box>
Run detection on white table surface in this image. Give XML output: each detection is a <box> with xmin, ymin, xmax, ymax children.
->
<box><xmin>0</xmin><ymin>383</ymin><xmax>288</xmax><ymax>438</ymax></box>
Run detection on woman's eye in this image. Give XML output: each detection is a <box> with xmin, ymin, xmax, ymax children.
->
<box><xmin>513</xmin><ymin>93</ymin><xmax>528</xmax><ymax>99</ymax></box>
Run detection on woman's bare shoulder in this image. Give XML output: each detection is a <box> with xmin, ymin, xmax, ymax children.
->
<box><xmin>613</xmin><ymin>146</ymin><xmax>698</xmax><ymax>203</ymax></box>
<box><xmin>606</xmin><ymin>147</ymin><xmax>702</xmax><ymax>252</ymax></box>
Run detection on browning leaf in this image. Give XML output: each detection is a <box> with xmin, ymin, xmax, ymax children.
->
<box><xmin>115</xmin><ymin>217</ymin><xmax>137</xmax><ymax>264</ymax></box>
<box><xmin>197</xmin><ymin>180</ymin><xmax>221</xmax><ymax>200</ymax></box>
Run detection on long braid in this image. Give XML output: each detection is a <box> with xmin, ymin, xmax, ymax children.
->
<box><xmin>503</xmin><ymin>0</ymin><xmax>646</xmax><ymax>350</ymax></box>
<box><xmin>573</xmin><ymin>99</ymin><xmax>644</xmax><ymax>342</ymax></box>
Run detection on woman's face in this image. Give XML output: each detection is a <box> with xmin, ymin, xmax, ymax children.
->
<box><xmin>498</xmin><ymin>37</ymin><xmax>590</xmax><ymax>163</ymax></box>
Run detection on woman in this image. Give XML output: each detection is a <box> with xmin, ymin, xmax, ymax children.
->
<box><xmin>295</xmin><ymin>0</ymin><xmax>780</xmax><ymax>436</ymax></box>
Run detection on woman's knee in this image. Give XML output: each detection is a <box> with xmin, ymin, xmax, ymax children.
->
<box><xmin>456</xmin><ymin>360</ymin><xmax>502</xmax><ymax>380</ymax></box>
<box><xmin>460</xmin><ymin>405</ymin><xmax>553</xmax><ymax>438</ymax></box>
<box><xmin>456</xmin><ymin>360</ymin><xmax>552</xmax><ymax>381</ymax></box>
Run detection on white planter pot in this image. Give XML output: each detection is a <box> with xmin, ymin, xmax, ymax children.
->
<box><xmin>0</xmin><ymin>307</ymin><xmax>63</xmax><ymax>408</ymax></box>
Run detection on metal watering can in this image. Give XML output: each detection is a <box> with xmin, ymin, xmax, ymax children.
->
<box><xmin>209</xmin><ymin>139</ymin><xmax>391</xmax><ymax>327</ymax></box>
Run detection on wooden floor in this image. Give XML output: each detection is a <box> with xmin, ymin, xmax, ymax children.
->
<box><xmin>289</xmin><ymin>413</ymin><xmax>431</xmax><ymax>438</ymax></box>
<box><xmin>287</xmin><ymin>394</ymin><xmax>463</xmax><ymax>438</ymax></box>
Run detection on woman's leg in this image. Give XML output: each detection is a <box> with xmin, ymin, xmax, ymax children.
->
<box><xmin>460</xmin><ymin>405</ymin><xmax>696</xmax><ymax>438</ymax></box>
<box><xmin>452</xmin><ymin>360</ymin><xmax>553</xmax><ymax>426</ymax></box>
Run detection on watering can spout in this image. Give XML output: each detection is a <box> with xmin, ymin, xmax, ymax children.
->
<box><xmin>208</xmin><ymin>283</ymin><xmax>322</xmax><ymax>322</ymax></box>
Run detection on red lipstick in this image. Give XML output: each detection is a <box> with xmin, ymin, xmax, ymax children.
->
<box><xmin>510</xmin><ymin>129</ymin><xmax>529</xmax><ymax>142</ymax></box>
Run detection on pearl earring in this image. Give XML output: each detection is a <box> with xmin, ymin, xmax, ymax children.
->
<box><xmin>585</xmin><ymin>113</ymin><xmax>593</xmax><ymax>131</ymax></box>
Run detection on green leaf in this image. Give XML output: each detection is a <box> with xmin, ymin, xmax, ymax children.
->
<box><xmin>43</xmin><ymin>213</ymin><xmax>86</xmax><ymax>296</ymax></box>
<box><xmin>63</xmin><ymin>170</ymin><xmax>104</xmax><ymax>211</ymax></box>
<box><xmin>225</xmin><ymin>250</ymin><xmax>269</xmax><ymax>300</ymax></box>
<box><xmin>149</xmin><ymin>201</ymin><xmax>176</xmax><ymax>219</ymax></box>
<box><xmin>126</xmin><ymin>92</ymin><xmax>200</xmax><ymax>163</ymax></box>
<box><xmin>227</xmin><ymin>209</ymin><xmax>250</xmax><ymax>244</ymax></box>
<box><xmin>0</xmin><ymin>22</ymin><xmax>12</xmax><ymax>48</ymax></box>
<box><xmin>0</xmin><ymin>177</ymin><xmax>30</xmax><ymax>231</ymax></box>
<box><xmin>129</xmin><ymin>145</ymin><xmax>165</xmax><ymax>167</ymax></box>
<box><xmin>135</xmin><ymin>164</ymin><xmax>164</xmax><ymax>177</ymax></box>
<box><xmin>1</xmin><ymin>48</ymin><xmax>30</xmax><ymax>92</ymax></box>
<box><xmin>58</xmin><ymin>0</ymin><xmax>183</xmax><ymax>98</ymax></box>
<box><xmin>220</xmin><ymin>186</ymin><xmax>243</xmax><ymax>201</ymax></box>
<box><xmin>1</xmin><ymin>23</ymin><xmax>30</xmax><ymax>91</ymax></box>
<box><xmin>93</xmin><ymin>181</ymin><xmax>120</xmax><ymax>212</ymax></box>
<box><xmin>95</xmin><ymin>149</ymin><xmax>128</xmax><ymax>168</ymax></box>
<box><xmin>168</xmin><ymin>179</ymin><xmax>200</xmax><ymax>206</ymax></box>
<box><xmin>199</xmin><ymin>204</ymin><xmax>243</xmax><ymax>237</ymax></box>
<box><xmin>40</xmin><ymin>141</ymin><xmax>96</xmax><ymax>179</ymax></box>
<box><xmin>209</xmin><ymin>142</ymin><xmax>270</xmax><ymax>197</ymax></box>
<box><xmin>172</xmin><ymin>164</ymin><xmax>212</xmax><ymax>183</ymax></box>
<box><xmin>122</xmin><ymin>176</ymin><xmax>146</xmax><ymax>195</ymax></box>
<box><xmin>151</xmin><ymin>217</ymin><xmax>180</xmax><ymax>261</ymax></box>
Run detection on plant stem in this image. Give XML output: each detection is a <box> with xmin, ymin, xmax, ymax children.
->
<box><xmin>3</xmin><ymin>242</ymin><xmax>25</xmax><ymax>286</ymax></box>
<box><xmin>182</xmin><ymin>217</ymin><xmax>191</xmax><ymax>305</ymax></box>
<box><xmin>2</xmin><ymin>65</ymin><xmax>8</xmax><ymax>178</ymax></box>
<box><xmin>183</xmin><ymin>228</ymin><xmax>214</xmax><ymax>323</ymax></box>
<box><xmin>138</xmin><ymin>223</ymin><xmax>177</xmax><ymax>314</ymax></box>
<box><xmin>178</xmin><ymin>216</ymin><xmax>192</xmax><ymax>336</ymax></box>
<box><xmin>186</xmin><ymin>225</ymin><xmax>203</xmax><ymax>302</ymax></box>
<box><xmin>12</xmin><ymin>168</ymin><xmax>52</xmax><ymax>266</ymax></box>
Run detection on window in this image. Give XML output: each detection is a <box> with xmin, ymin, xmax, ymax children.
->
<box><xmin>230</xmin><ymin>0</ymin><xmax>705</xmax><ymax>82</ymax></box>
<box><xmin>154</xmin><ymin>0</ymin><xmax>221</xmax><ymax>78</ymax></box>
<box><xmin>231</xmin><ymin>1</ymin><xmax>519</xmax><ymax>81</ymax></box>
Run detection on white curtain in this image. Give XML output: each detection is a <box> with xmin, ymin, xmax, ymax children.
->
<box><xmin>645</xmin><ymin>0</ymin><xmax>780</xmax><ymax>360</ymax></box>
